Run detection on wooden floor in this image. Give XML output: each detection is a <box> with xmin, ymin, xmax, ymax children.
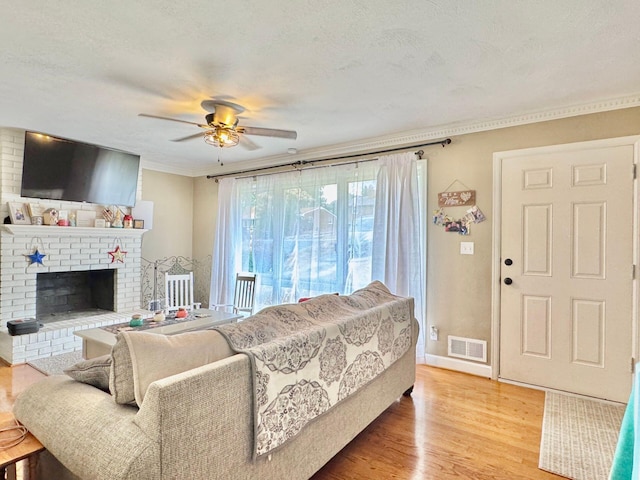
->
<box><xmin>312</xmin><ymin>365</ymin><xmax>564</xmax><ymax>480</ymax></box>
<box><xmin>0</xmin><ymin>364</ymin><xmax>44</xmax><ymax>412</ymax></box>
<box><xmin>0</xmin><ymin>362</ymin><xmax>562</xmax><ymax>480</ymax></box>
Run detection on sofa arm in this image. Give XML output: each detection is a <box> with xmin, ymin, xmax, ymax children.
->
<box><xmin>13</xmin><ymin>376</ymin><xmax>160</xmax><ymax>480</ymax></box>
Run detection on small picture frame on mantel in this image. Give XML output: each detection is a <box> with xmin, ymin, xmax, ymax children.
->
<box><xmin>76</xmin><ymin>210</ymin><xmax>97</xmax><ymax>228</ymax></box>
<box><xmin>133</xmin><ymin>219</ymin><xmax>144</xmax><ymax>229</ymax></box>
<box><xmin>27</xmin><ymin>203</ymin><xmax>46</xmax><ymax>218</ymax></box>
<box><xmin>7</xmin><ymin>202</ymin><xmax>31</xmax><ymax>225</ymax></box>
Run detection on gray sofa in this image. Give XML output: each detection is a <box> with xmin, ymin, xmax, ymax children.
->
<box><xmin>14</xmin><ymin>284</ymin><xmax>417</xmax><ymax>480</ymax></box>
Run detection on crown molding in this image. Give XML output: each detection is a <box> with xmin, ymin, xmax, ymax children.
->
<box><xmin>147</xmin><ymin>94</ymin><xmax>640</xmax><ymax>177</ymax></box>
<box><xmin>140</xmin><ymin>159</ymin><xmax>200</xmax><ymax>177</ymax></box>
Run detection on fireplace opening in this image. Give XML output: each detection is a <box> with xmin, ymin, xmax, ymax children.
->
<box><xmin>36</xmin><ymin>270</ymin><xmax>115</xmax><ymax>324</ymax></box>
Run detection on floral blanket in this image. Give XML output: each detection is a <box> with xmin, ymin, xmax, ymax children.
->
<box><xmin>212</xmin><ymin>281</ymin><xmax>414</xmax><ymax>457</ymax></box>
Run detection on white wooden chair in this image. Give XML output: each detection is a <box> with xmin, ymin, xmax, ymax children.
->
<box><xmin>164</xmin><ymin>272</ymin><xmax>201</xmax><ymax>312</ymax></box>
<box><xmin>213</xmin><ymin>273</ymin><xmax>257</xmax><ymax>317</ymax></box>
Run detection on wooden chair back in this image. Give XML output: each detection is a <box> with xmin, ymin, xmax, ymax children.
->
<box><xmin>233</xmin><ymin>274</ymin><xmax>257</xmax><ymax>316</ymax></box>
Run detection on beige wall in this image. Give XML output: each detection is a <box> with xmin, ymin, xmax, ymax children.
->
<box><xmin>140</xmin><ymin>169</ymin><xmax>194</xmax><ymax>261</ymax></box>
<box><xmin>192</xmin><ymin>176</ymin><xmax>218</xmax><ymax>263</ymax></box>
<box><xmin>427</xmin><ymin>106</ymin><xmax>640</xmax><ymax>360</ymax></box>
<box><xmin>139</xmin><ymin>169</ymin><xmax>219</xmax><ymax>307</ymax></box>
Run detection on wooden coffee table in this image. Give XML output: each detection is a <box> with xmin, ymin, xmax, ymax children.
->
<box><xmin>75</xmin><ymin>309</ymin><xmax>240</xmax><ymax>359</ymax></box>
<box><xmin>0</xmin><ymin>412</ymin><xmax>44</xmax><ymax>480</ymax></box>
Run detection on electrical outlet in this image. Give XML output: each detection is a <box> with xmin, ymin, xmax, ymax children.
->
<box><xmin>429</xmin><ymin>325</ymin><xmax>439</xmax><ymax>341</ymax></box>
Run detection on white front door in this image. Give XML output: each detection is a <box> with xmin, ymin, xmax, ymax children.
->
<box><xmin>498</xmin><ymin>138</ymin><xmax>637</xmax><ymax>402</ymax></box>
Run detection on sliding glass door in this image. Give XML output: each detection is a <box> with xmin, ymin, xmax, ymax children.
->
<box><xmin>236</xmin><ymin>164</ymin><xmax>378</xmax><ymax>308</ymax></box>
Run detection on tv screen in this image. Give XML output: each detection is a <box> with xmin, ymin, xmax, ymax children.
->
<box><xmin>21</xmin><ymin>132</ymin><xmax>140</xmax><ymax>207</ymax></box>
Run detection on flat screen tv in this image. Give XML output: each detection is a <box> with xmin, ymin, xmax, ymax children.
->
<box><xmin>21</xmin><ymin>132</ymin><xmax>140</xmax><ymax>207</ymax></box>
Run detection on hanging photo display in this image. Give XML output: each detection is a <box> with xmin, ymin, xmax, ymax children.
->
<box><xmin>464</xmin><ymin>205</ymin><xmax>486</xmax><ymax>224</ymax></box>
<box><xmin>434</xmin><ymin>180</ymin><xmax>486</xmax><ymax>236</ymax></box>
<box><xmin>433</xmin><ymin>204</ymin><xmax>486</xmax><ymax>236</ymax></box>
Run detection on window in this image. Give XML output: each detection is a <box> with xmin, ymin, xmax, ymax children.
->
<box><xmin>233</xmin><ymin>163</ymin><xmax>380</xmax><ymax>308</ymax></box>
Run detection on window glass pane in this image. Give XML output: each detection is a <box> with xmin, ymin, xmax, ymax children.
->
<box><xmin>345</xmin><ymin>179</ymin><xmax>376</xmax><ymax>292</ymax></box>
<box><xmin>298</xmin><ymin>183</ymin><xmax>338</xmax><ymax>297</ymax></box>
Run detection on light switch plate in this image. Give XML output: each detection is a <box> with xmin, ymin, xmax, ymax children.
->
<box><xmin>460</xmin><ymin>242</ymin><xmax>474</xmax><ymax>255</ymax></box>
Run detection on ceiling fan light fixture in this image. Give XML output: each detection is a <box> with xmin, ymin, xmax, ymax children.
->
<box><xmin>203</xmin><ymin>128</ymin><xmax>240</xmax><ymax>148</ymax></box>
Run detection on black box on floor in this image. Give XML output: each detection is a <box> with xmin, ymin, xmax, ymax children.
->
<box><xmin>7</xmin><ymin>318</ymin><xmax>40</xmax><ymax>336</ymax></box>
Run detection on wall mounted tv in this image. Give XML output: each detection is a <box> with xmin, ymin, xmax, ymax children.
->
<box><xmin>21</xmin><ymin>132</ymin><xmax>141</xmax><ymax>207</ymax></box>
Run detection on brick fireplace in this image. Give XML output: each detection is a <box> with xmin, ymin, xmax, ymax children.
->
<box><xmin>0</xmin><ymin>225</ymin><xmax>147</xmax><ymax>364</ymax></box>
<box><xmin>0</xmin><ymin>128</ymin><xmax>147</xmax><ymax>364</ymax></box>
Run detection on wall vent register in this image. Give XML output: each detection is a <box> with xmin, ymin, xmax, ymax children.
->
<box><xmin>448</xmin><ymin>335</ymin><xmax>487</xmax><ymax>363</ymax></box>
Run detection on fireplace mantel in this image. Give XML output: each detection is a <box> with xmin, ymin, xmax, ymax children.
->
<box><xmin>2</xmin><ymin>225</ymin><xmax>148</xmax><ymax>237</ymax></box>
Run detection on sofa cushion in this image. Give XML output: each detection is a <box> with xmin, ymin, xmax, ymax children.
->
<box><xmin>110</xmin><ymin>329</ymin><xmax>235</xmax><ymax>407</ymax></box>
<box><xmin>64</xmin><ymin>354</ymin><xmax>112</xmax><ymax>392</ymax></box>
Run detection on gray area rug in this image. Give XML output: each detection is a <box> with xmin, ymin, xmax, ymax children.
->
<box><xmin>27</xmin><ymin>351</ymin><xmax>83</xmax><ymax>376</ymax></box>
<box><xmin>539</xmin><ymin>391</ymin><xmax>626</xmax><ymax>480</ymax></box>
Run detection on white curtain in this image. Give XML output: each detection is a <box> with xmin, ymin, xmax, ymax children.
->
<box><xmin>209</xmin><ymin>177</ymin><xmax>242</xmax><ymax>307</ymax></box>
<box><xmin>371</xmin><ymin>152</ymin><xmax>426</xmax><ymax>359</ymax></box>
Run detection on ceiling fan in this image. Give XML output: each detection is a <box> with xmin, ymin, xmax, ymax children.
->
<box><xmin>139</xmin><ymin>100</ymin><xmax>297</xmax><ymax>151</ymax></box>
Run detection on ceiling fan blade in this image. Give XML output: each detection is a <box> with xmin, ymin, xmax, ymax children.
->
<box><xmin>172</xmin><ymin>132</ymin><xmax>204</xmax><ymax>143</ymax></box>
<box><xmin>239</xmin><ymin>135</ymin><xmax>261</xmax><ymax>151</ymax></box>
<box><xmin>138</xmin><ymin>113</ymin><xmax>207</xmax><ymax>128</ymax></box>
<box><xmin>239</xmin><ymin>126</ymin><xmax>297</xmax><ymax>140</ymax></box>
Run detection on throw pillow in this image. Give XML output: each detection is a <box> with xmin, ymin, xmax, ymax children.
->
<box><xmin>64</xmin><ymin>354</ymin><xmax>112</xmax><ymax>392</ymax></box>
<box><xmin>110</xmin><ymin>333</ymin><xmax>136</xmax><ymax>405</ymax></box>
<box><xmin>112</xmin><ymin>329</ymin><xmax>235</xmax><ymax>407</ymax></box>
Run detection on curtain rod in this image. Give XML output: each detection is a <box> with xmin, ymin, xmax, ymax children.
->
<box><xmin>206</xmin><ymin>138</ymin><xmax>452</xmax><ymax>181</ymax></box>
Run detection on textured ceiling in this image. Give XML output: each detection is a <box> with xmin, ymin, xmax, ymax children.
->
<box><xmin>1</xmin><ymin>1</ymin><xmax>639</xmax><ymax>176</ymax></box>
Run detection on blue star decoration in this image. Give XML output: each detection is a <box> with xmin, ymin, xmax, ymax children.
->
<box><xmin>108</xmin><ymin>245</ymin><xmax>127</xmax><ymax>263</ymax></box>
<box><xmin>26</xmin><ymin>249</ymin><xmax>46</xmax><ymax>265</ymax></box>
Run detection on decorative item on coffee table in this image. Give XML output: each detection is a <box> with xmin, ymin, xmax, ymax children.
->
<box><xmin>101</xmin><ymin>311</ymin><xmax>197</xmax><ymax>335</ymax></box>
<box><xmin>129</xmin><ymin>314</ymin><xmax>143</xmax><ymax>327</ymax></box>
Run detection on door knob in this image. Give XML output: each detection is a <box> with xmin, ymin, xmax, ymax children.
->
<box><xmin>504</xmin><ymin>277</ymin><xmax>513</xmax><ymax>285</ymax></box>
<box><xmin>504</xmin><ymin>258</ymin><xmax>513</xmax><ymax>266</ymax></box>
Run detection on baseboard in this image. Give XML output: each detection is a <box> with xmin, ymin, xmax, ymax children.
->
<box><xmin>424</xmin><ymin>354</ymin><xmax>492</xmax><ymax>378</ymax></box>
